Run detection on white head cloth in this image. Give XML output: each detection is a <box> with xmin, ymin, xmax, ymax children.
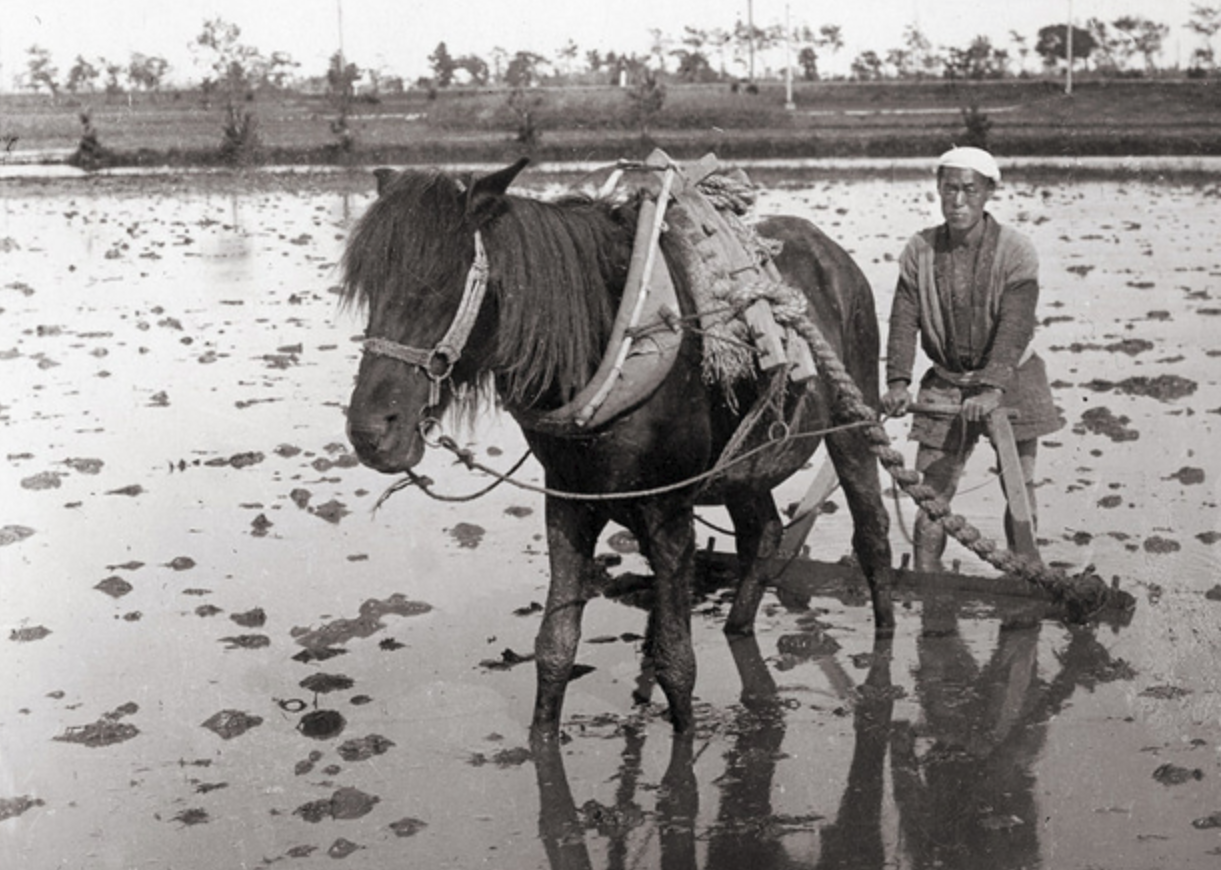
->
<box><xmin>937</xmin><ymin>146</ymin><xmax>1000</xmax><ymax>183</ymax></box>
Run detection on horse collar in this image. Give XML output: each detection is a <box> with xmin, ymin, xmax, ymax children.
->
<box><xmin>362</xmin><ymin>230</ymin><xmax>490</xmax><ymax>404</ymax></box>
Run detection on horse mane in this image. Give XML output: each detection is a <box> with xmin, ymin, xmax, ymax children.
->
<box><xmin>342</xmin><ymin>169</ymin><xmax>634</xmax><ymax>413</ymax></box>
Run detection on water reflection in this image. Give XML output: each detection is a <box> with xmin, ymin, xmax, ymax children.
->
<box><xmin>532</xmin><ymin>594</ymin><xmax>1133</xmax><ymax>869</ymax></box>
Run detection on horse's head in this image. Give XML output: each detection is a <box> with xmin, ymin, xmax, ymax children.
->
<box><xmin>342</xmin><ymin>158</ymin><xmax>529</xmax><ymax>473</ymax></box>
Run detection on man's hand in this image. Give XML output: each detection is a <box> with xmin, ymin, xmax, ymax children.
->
<box><xmin>962</xmin><ymin>388</ymin><xmax>1003</xmax><ymax>422</ymax></box>
<box><xmin>881</xmin><ymin>383</ymin><xmax>912</xmax><ymax>417</ymax></box>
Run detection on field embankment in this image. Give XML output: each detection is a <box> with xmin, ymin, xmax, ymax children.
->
<box><xmin>3</xmin><ymin>77</ymin><xmax>1221</xmax><ymax>169</ymax></box>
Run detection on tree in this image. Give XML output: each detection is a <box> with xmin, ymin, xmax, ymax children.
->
<box><xmin>1186</xmin><ymin>4</ymin><xmax>1221</xmax><ymax>68</ymax></box>
<box><xmin>65</xmin><ymin>55</ymin><xmax>100</xmax><ymax>93</ymax></box>
<box><xmin>505</xmin><ymin>51</ymin><xmax>547</xmax><ymax>88</ymax></box>
<box><xmin>850</xmin><ymin>50</ymin><xmax>884</xmax><ymax>81</ymax></box>
<box><xmin>456</xmin><ymin>55</ymin><xmax>490</xmax><ymax>86</ymax></box>
<box><xmin>1113</xmin><ymin>16</ymin><xmax>1169</xmax><ymax>72</ymax></box>
<box><xmin>102</xmin><ymin>60</ymin><xmax>124</xmax><ymax>97</ymax></box>
<box><xmin>191</xmin><ymin>18</ymin><xmax>264</xmax><ymax>163</ymax></box>
<box><xmin>127</xmin><ymin>53</ymin><xmax>169</xmax><ymax>94</ymax></box>
<box><xmin>555</xmin><ymin>39</ymin><xmax>579</xmax><ymax>78</ymax></box>
<box><xmin>24</xmin><ymin>45</ymin><xmax>60</xmax><ymax>98</ymax></box>
<box><xmin>945</xmin><ymin>35</ymin><xmax>1008</xmax><ymax>79</ymax></box>
<box><xmin>797</xmin><ymin>46</ymin><xmax>819</xmax><ymax>81</ymax></box>
<box><xmin>1035</xmin><ymin>24</ymin><xmax>1097</xmax><ymax>71</ymax></box>
<box><xmin>625</xmin><ymin>66</ymin><xmax>665</xmax><ymax>142</ymax></box>
<box><xmin>671</xmin><ymin>48</ymin><xmax>714</xmax><ymax>82</ymax></box>
<box><xmin>428</xmin><ymin>41</ymin><xmax>456</xmax><ymax>87</ymax></box>
<box><xmin>264</xmin><ymin>52</ymin><xmax>299</xmax><ymax>90</ymax></box>
<box><xmin>901</xmin><ymin>24</ymin><xmax>940</xmax><ymax>78</ymax></box>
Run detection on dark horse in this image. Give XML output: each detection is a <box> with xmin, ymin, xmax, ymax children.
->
<box><xmin>342</xmin><ymin>159</ymin><xmax>893</xmax><ymax>738</ymax></box>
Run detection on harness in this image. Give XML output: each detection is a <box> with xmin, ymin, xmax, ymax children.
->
<box><xmin>361</xmin><ymin>230</ymin><xmax>490</xmax><ymax>411</ymax></box>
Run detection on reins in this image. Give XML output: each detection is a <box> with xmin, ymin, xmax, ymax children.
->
<box><xmin>372</xmin><ymin>417</ymin><xmax>877</xmax><ymax>511</ymax></box>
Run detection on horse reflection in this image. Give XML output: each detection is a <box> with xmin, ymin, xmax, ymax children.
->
<box><xmin>530</xmin><ymin>592</ymin><xmax>1131</xmax><ymax>869</ymax></box>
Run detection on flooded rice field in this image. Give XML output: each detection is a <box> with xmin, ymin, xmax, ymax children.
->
<box><xmin>2</xmin><ymin>167</ymin><xmax>1220</xmax><ymax>869</ymax></box>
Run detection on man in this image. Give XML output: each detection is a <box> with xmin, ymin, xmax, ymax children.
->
<box><xmin>882</xmin><ymin>146</ymin><xmax>1063</xmax><ymax>571</ymax></box>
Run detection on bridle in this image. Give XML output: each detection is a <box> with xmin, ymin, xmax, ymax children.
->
<box><xmin>361</xmin><ymin>230</ymin><xmax>490</xmax><ymax>427</ymax></box>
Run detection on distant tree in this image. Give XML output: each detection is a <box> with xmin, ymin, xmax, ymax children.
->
<box><xmin>625</xmin><ymin>66</ymin><xmax>665</xmax><ymax>142</ymax></box>
<box><xmin>900</xmin><ymin>24</ymin><xmax>939</xmax><ymax>78</ymax></box>
<box><xmin>797</xmin><ymin>46</ymin><xmax>819</xmax><ymax>81</ymax></box>
<box><xmin>24</xmin><ymin>45</ymin><xmax>60</xmax><ymax>98</ymax></box>
<box><xmin>849</xmin><ymin>50</ymin><xmax>884</xmax><ymax>81</ymax></box>
<box><xmin>671</xmin><ymin>48</ymin><xmax>715</xmax><ymax>82</ymax></box>
<box><xmin>585</xmin><ymin>49</ymin><xmax>605</xmax><ymax>74</ymax></box>
<box><xmin>707</xmin><ymin>27</ymin><xmax>734</xmax><ymax>77</ymax></box>
<box><xmin>191</xmin><ymin>18</ymin><xmax>264</xmax><ymax>163</ymax></box>
<box><xmin>647</xmin><ymin>28</ymin><xmax>672</xmax><ymax>73</ymax></box>
<box><xmin>127</xmin><ymin>53</ymin><xmax>169</xmax><ymax>94</ymax></box>
<box><xmin>1114</xmin><ymin>16</ymin><xmax>1169</xmax><ymax>71</ymax></box>
<box><xmin>327</xmin><ymin>51</ymin><xmax>360</xmax><ymax>103</ymax></box>
<box><xmin>555</xmin><ymin>39</ymin><xmax>579</xmax><ymax>78</ymax></box>
<box><xmin>1186</xmin><ymin>4</ymin><xmax>1221</xmax><ymax>68</ymax></box>
<box><xmin>490</xmin><ymin>47</ymin><xmax>509</xmax><ymax>83</ymax></box>
<box><xmin>264</xmin><ymin>52</ymin><xmax>299</xmax><ymax>90</ymax></box>
<box><xmin>1035</xmin><ymin>24</ymin><xmax>1097</xmax><ymax>71</ymax></box>
<box><xmin>429</xmin><ymin>41</ymin><xmax>456</xmax><ymax>87</ymax></box>
<box><xmin>504</xmin><ymin>51</ymin><xmax>548</xmax><ymax>87</ymax></box>
<box><xmin>456</xmin><ymin>55</ymin><xmax>490</xmax><ymax>86</ymax></box>
<box><xmin>65</xmin><ymin>55</ymin><xmax>100</xmax><ymax>93</ymax></box>
<box><xmin>506</xmin><ymin>86</ymin><xmax>542</xmax><ymax>149</ymax></box>
<box><xmin>102</xmin><ymin>60</ymin><xmax>125</xmax><ymax>97</ymax></box>
<box><xmin>945</xmin><ymin>35</ymin><xmax>1008</xmax><ymax>79</ymax></box>
<box><xmin>1008</xmin><ymin>30</ymin><xmax>1031</xmax><ymax>75</ymax></box>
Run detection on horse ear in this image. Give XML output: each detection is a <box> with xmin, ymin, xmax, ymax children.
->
<box><xmin>465</xmin><ymin>157</ymin><xmax>529</xmax><ymax>224</ymax></box>
<box><xmin>372</xmin><ymin>167</ymin><xmax>397</xmax><ymax>196</ymax></box>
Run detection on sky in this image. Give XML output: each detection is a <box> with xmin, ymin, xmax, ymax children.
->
<box><xmin>0</xmin><ymin>1</ymin><xmax>1206</xmax><ymax>89</ymax></box>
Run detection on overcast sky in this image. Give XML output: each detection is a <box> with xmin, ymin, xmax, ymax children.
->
<box><xmin>0</xmin><ymin>1</ymin><xmax>1205</xmax><ymax>87</ymax></box>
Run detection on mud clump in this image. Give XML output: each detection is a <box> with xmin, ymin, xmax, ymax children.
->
<box><xmin>1153</xmin><ymin>763</ymin><xmax>1204</xmax><ymax>786</ymax></box>
<box><xmin>293</xmin><ymin>594</ymin><xmax>432</xmax><ymax>651</ymax></box>
<box><xmin>389</xmin><ymin>817</ymin><xmax>428</xmax><ymax>837</ymax></box>
<box><xmin>299</xmin><ymin>673</ymin><xmax>355</xmax><ymax>694</ymax></box>
<box><xmin>448</xmin><ymin>522</ymin><xmax>485</xmax><ymax>548</ymax></box>
<box><xmin>56</xmin><ymin>702</ymin><xmax>140</xmax><ymax>747</ymax></box>
<box><xmin>1142</xmin><ymin>536</ymin><xmax>1181</xmax><ymax>554</ymax></box>
<box><xmin>1075</xmin><ymin>407</ymin><xmax>1139</xmax><ymax>442</ymax></box>
<box><xmin>201</xmin><ymin>709</ymin><xmax>263</xmax><ymax>740</ymax></box>
<box><xmin>10</xmin><ymin>625</ymin><xmax>52</xmax><ymax>642</ymax></box>
<box><xmin>1167</xmin><ymin>466</ymin><xmax>1205</xmax><ymax>485</ymax></box>
<box><xmin>0</xmin><ymin>795</ymin><xmax>45</xmax><ymax>821</ymax></box>
<box><xmin>337</xmin><ymin>734</ymin><xmax>395</xmax><ymax>761</ymax></box>
<box><xmin>95</xmin><ymin>576</ymin><xmax>133</xmax><ymax>598</ymax></box>
<box><xmin>298</xmin><ymin>709</ymin><xmax>346</xmax><ymax>740</ymax></box>
<box><xmin>1082</xmin><ymin>373</ymin><xmax>1197</xmax><ymax>402</ymax></box>
<box><xmin>294</xmin><ymin>787</ymin><xmax>379</xmax><ymax>823</ymax></box>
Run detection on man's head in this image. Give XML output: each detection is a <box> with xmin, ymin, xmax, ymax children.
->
<box><xmin>936</xmin><ymin>147</ymin><xmax>998</xmax><ymax>237</ymax></box>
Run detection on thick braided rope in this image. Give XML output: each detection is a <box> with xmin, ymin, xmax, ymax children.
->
<box><xmin>782</xmin><ymin>311</ymin><xmax>1118</xmax><ymax>621</ymax></box>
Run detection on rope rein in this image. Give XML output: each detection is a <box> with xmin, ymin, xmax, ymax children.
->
<box><xmin>377</xmin><ymin>417</ymin><xmax>875</xmax><ymax>507</ymax></box>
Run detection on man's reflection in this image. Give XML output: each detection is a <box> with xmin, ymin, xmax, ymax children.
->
<box><xmin>531</xmin><ymin>591</ymin><xmax>1131</xmax><ymax>870</ymax></box>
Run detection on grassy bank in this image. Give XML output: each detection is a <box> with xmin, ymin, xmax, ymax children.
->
<box><xmin>3</xmin><ymin>77</ymin><xmax>1220</xmax><ymax>169</ymax></box>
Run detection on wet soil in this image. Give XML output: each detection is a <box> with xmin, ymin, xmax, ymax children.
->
<box><xmin>2</xmin><ymin>170</ymin><xmax>1220</xmax><ymax>869</ymax></box>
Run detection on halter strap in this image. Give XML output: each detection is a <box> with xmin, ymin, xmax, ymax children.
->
<box><xmin>361</xmin><ymin>231</ymin><xmax>490</xmax><ymax>402</ymax></box>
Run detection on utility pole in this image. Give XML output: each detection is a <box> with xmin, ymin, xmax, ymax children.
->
<box><xmin>784</xmin><ymin>3</ymin><xmax>795</xmax><ymax>109</ymax></box>
<box><xmin>1065</xmin><ymin>0</ymin><xmax>1074</xmax><ymax>95</ymax></box>
<box><xmin>748</xmin><ymin>0</ymin><xmax>756</xmax><ymax>83</ymax></box>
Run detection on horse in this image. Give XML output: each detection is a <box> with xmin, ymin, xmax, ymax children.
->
<box><xmin>341</xmin><ymin>158</ymin><xmax>894</xmax><ymax>739</ymax></box>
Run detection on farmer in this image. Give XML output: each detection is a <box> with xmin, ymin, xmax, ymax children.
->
<box><xmin>881</xmin><ymin>146</ymin><xmax>1063</xmax><ymax>571</ymax></box>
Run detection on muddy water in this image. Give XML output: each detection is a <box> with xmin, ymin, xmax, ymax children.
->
<box><xmin>2</xmin><ymin>170</ymin><xmax>1219</xmax><ymax>869</ymax></box>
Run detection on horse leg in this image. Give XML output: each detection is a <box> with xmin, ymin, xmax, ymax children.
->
<box><xmin>533</xmin><ymin>495</ymin><xmax>605</xmax><ymax>739</ymax></box>
<box><xmin>631</xmin><ymin>498</ymin><xmax>698</xmax><ymax>733</ymax></box>
<box><xmin>825</xmin><ymin>429</ymin><xmax>896</xmax><ymax>634</ymax></box>
<box><xmin>723</xmin><ymin>490</ymin><xmax>784</xmax><ymax>637</ymax></box>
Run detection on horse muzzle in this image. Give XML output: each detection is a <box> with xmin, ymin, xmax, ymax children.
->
<box><xmin>346</xmin><ymin>412</ymin><xmax>427</xmax><ymax>474</ymax></box>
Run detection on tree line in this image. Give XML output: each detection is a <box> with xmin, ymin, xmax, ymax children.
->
<box><xmin>14</xmin><ymin>6</ymin><xmax>1221</xmax><ymax>101</ymax></box>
